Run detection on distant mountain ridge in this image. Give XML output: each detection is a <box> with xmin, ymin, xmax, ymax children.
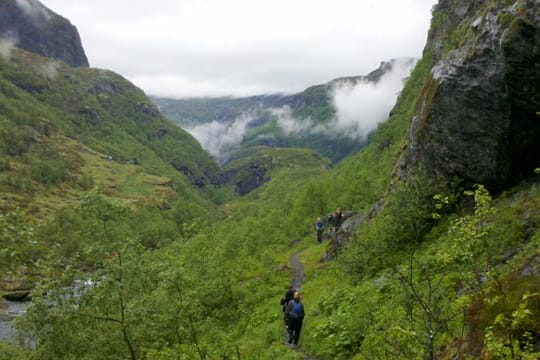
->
<box><xmin>0</xmin><ymin>0</ymin><xmax>89</xmax><ymax>67</ymax></box>
<box><xmin>153</xmin><ymin>58</ymin><xmax>415</xmax><ymax>125</ymax></box>
<box><xmin>152</xmin><ymin>58</ymin><xmax>416</xmax><ymax>164</ymax></box>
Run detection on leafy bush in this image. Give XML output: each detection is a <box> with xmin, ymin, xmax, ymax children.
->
<box><xmin>0</xmin><ymin>157</ymin><xmax>10</xmax><ymax>171</ymax></box>
<box><xmin>29</xmin><ymin>159</ymin><xmax>67</xmax><ymax>186</ymax></box>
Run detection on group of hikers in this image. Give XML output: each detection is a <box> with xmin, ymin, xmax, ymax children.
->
<box><xmin>280</xmin><ymin>285</ymin><xmax>305</xmax><ymax>346</ymax></box>
<box><xmin>315</xmin><ymin>207</ymin><xmax>343</xmax><ymax>243</ymax></box>
<box><xmin>278</xmin><ymin>208</ymin><xmax>344</xmax><ymax>347</ymax></box>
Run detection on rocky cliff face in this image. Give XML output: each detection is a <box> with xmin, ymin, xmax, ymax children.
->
<box><xmin>0</xmin><ymin>0</ymin><xmax>89</xmax><ymax>67</ymax></box>
<box><xmin>402</xmin><ymin>0</ymin><xmax>540</xmax><ymax>191</ymax></box>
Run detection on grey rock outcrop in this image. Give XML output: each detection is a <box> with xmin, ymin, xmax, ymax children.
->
<box><xmin>322</xmin><ymin>210</ymin><xmax>361</xmax><ymax>261</ymax></box>
<box><xmin>0</xmin><ymin>0</ymin><xmax>89</xmax><ymax>67</ymax></box>
<box><xmin>402</xmin><ymin>0</ymin><xmax>540</xmax><ymax>191</ymax></box>
<box><xmin>218</xmin><ymin>159</ymin><xmax>270</xmax><ymax>195</ymax></box>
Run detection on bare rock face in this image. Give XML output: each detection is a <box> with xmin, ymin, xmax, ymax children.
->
<box><xmin>402</xmin><ymin>0</ymin><xmax>540</xmax><ymax>191</ymax></box>
<box><xmin>0</xmin><ymin>0</ymin><xmax>89</xmax><ymax>67</ymax></box>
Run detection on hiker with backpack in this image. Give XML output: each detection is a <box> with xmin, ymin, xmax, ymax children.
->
<box><xmin>285</xmin><ymin>291</ymin><xmax>305</xmax><ymax>345</ymax></box>
<box><xmin>280</xmin><ymin>285</ymin><xmax>295</xmax><ymax>326</ymax></box>
<box><xmin>334</xmin><ymin>207</ymin><xmax>343</xmax><ymax>231</ymax></box>
<box><xmin>326</xmin><ymin>207</ymin><xmax>344</xmax><ymax>236</ymax></box>
<box><xmin>315</xmin><ymin>217</ymin><xmax>324</xmax><ymax>243</ymax></box>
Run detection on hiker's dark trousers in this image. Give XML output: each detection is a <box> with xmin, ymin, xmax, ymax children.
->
<box><xmin>288</xmin><ymin>318</ymin><xmax>303</xmax><ymax>344</ymax></box>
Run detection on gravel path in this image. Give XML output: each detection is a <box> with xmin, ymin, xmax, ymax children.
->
<box><xmin>288</xmin><ymin>251</ymin><xmax>319</xmax><ymax>360</ymax></box>
<box><xmin>290</xmin><ymin>252</ymin><xmax>304</xmax><ymax>291</ymax></box>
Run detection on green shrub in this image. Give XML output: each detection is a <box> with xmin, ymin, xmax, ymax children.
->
<box><xmin>0</xmin><ymin>157</ymin><xmax>10</xmax><ymax>171</ymax></box>
<box><xmin>29</xmin><ymin>159</ymin><xmax>67</xmax><ymax>186</ymax></box>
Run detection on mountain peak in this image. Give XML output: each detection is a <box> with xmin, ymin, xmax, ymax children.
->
<box><xmin>0</xmin><ymin>0</ymin><xmax>89</xmax><ymax>67</ymax></box>
<box><xmin>329</xmin><ymin>58</ymin><xmax>417</xmax><ymax>87</ymax></box>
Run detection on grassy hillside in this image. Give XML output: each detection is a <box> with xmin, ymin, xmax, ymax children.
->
<box><xmin>0</xmin><ymin>48</ymin><xmax>225</xmax><ymax>217</ymax></box>
<box><xmin>219</xmin><ymin>146</ymin><xmax>331</xmax><ymax>195</ymax></box>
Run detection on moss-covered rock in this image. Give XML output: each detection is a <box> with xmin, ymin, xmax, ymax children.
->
<box><xmin>403</xmin><ymin>0</ymin><xmax>540</xmax><ymax>192</ymax></box>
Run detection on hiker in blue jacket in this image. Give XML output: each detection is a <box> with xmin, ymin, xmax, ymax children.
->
<box><xmin>285</xmin><ymin>291</ymin><xmax>305</xmax><ymax>345</ymax></box>
<box><xmin>315</xmin><ymin>217</ymin><xmax>324</xmax><ymax>243</ymax></box>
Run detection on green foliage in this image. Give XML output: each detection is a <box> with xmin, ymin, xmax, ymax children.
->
<box><xmin>438</xmin><ymin>185</ymin><xmax>495</xmax><ymax>291</ymax></box>
<box><xmin>0</xmin><ymin>341</ymin><xmax>31</xmax><ymax>359</ymax></box>
<box><xmin>28</xmin><ymin>158</ymin><xmax>67</xmax><ymax>186</ymax></box>
<box><xmin>498</xmin><ymin>11</ymin><xmax>513</xmax><ymax>27</ymax></box>
<box><xmin>9</xmin><ymin>45</ymin><xmax>437</xmax><ymax>358</ymax></box>
<box><xmin>0</xmin><ymin>156</ymin><xmax>10</xmax><ymax>172</ymax></box>
<box><xmin>78</xmin><ymin>174</ymin><xmax>95</xmax><ymax>190</ymax></box>
<box><xmin>483</xmin><ymin>287</ymin><xmax>540</xmax><ymax>360</ymax></box>
<box><xmin>339</xmin><ymin>170</ymin><xmax>448</xmax><ymax>280</ymax></box>
<box><xmin>0</xmin><ymin>209</ymin><xmax>38</xmax><ymax>274</ymax></box>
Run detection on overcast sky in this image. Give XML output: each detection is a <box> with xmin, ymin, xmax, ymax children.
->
<box><xmin>38</xmin><ymin>0</ymin><xmax>436</xmax><ymax>98</ymax></box>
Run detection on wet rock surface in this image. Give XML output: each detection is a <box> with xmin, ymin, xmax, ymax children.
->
<box><xmin>402</xmin><ymin>0</ymin><xmax>540</xmax><ymax>191</ymax></box>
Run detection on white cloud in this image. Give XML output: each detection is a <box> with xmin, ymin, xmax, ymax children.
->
<box><xmin>39</xmin><ymin>0</ymin><xmax>436</xmax><ymax>97</ymax></box>
<box><xmin>0</xmin><ymin>37</ymin><xmax>17</xmax><ymax>60</ymax></box>
<box><xmin>37</xmin><ymin>60</ymin><xmax>60</xmax><ymax>79</ymax></box>
<box><xmin>177</xmin><ymin>58</ymin><xmax>416</xmax><ymax>159</ymax></box>
<box><xmin>331</xmin><ymin>59</ymin><xmax>417</xmax><ymax>139</ymax></box>
<box><xmin>16</xmin><ymin>0</ymin><xmax>51</xmax><ymax>19</ymax></box>
<box><xmin>269</xmin><ymin>59</ymin><xmax>417</xmax><ymax>141</ymax></box>
<box><xmin>186</xmin><ymin>114</ymin><xmax>254</xmax><ymax>162</ymax></box>
<box><xmin>271</xmin><ymin>107</ymin><xmax>318</xmax><ymax>135</ymax></box>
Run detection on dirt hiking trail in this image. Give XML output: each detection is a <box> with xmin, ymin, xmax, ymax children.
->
<box><xmin>288</xmin><ymin>250</ymin><xmax>318</xmax><ymax>360</ymax></box>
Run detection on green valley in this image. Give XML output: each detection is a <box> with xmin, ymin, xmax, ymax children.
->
<box><xmin>1</xmin><ymin>0</ymin><xmax>540</xmax><ymax>359</ymax></box>
<box><xmin>151</xmin><ymin>58</ymin><xmax>416</xmax><ymax>165</ymax></box>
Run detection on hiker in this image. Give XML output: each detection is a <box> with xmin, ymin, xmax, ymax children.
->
<box><xmin>285</xmin><ymin>291</ymin><xmax>305</xmax><ymax>345</ymax></box>
<box><xmin>280</xmin><ymin>285</ymin><xmax>295</xmax><ymax>325</ymax></box>
<box><xmin>334</xmin><ymin>207</ymin><xmax>343</xmax><ymax>231</ymax></box>
<box><xmin>326</xmin><ymin>213</ymin><xmax>335</xmax><ymax>236</ymax></box>
<box><xmin>315</xmin><ymin>217</ymin><xmax>324</xmax><ymax>243</ymax></box>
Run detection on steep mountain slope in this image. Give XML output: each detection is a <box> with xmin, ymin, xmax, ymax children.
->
<box><xmin>0</xmin><ymin>0</ymin><xmax>88</xmax><ymax>67</ymax></box>
<box><xmin>152</xmin><ymin>58</ymin><xmax>416</xmax><ymax>164</ymax></box>
<box><xmin>302</xmin><ymin>0</ymin><xmax>540</xmax><ymax>358</ymax></box>
<box><xmin>0</xmin><ymin>47</ymin><xmax>223</xmax><ymax>216</ymax></box>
